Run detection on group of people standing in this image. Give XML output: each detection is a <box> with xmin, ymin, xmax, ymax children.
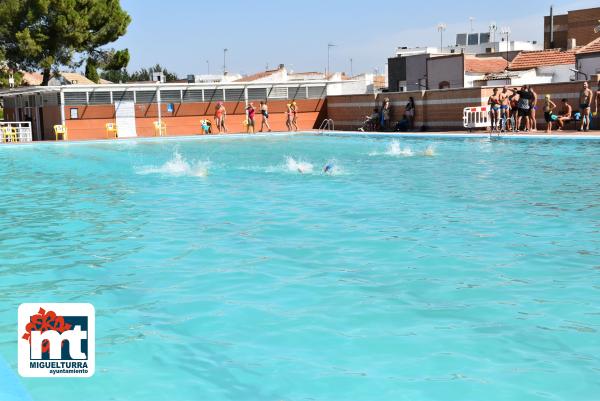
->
<box><xmin>359</xmin><ymin>97</ymin><xmax>416</xmax><ymax>132</ymax></box>
<box><xmin>208</xmin><ymin>100</ymin><xmax>299</xmax><ymax>134</ymax></box>
<box><xmin>487</xmin><ymin>81</ymin><xmax>599</xmax><ymax>133</ymax></box>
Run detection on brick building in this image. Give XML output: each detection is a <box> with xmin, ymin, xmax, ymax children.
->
<box><xmin>544</xmin><ymin>6</ymin><xmax>600</xmax><ymax>50</ymax></box>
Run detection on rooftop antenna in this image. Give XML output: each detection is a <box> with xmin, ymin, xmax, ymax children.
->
<box><xmin>489</xmin><ymin>22</ymin><xmax>498</xmax><ymax>43</ymax></box>
<box><xmin>469</xmin><ymin>17</ymin><xmax>475</xmax><ymax>33</ymax></box>
<box><xmin>437</xmin><ymin>23</ymin><xmax>447</xmax><ymax>51</ymax></box>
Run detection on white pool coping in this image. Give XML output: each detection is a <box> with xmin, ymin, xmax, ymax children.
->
<box><xmin>2</xmin><ymin>130</ymin><xmax>600</xmax><ymax>149</ymax></box>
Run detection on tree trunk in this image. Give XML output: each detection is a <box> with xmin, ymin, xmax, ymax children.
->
<box><xmin>41</xmin><ymin>68</ymin><xmax>51</xmax><ymax>86</ymax></box>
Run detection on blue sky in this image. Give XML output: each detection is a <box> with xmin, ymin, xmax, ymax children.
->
<box><xmin>112</xmin><ymin>0</ymin><xmax>599</xmax><ymax>77</ymax></box>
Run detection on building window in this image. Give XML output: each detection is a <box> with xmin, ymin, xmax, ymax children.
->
<box><xmin>439</xmin><ymin>81</ymin><xmax>450</xmax><ymax>89</ymax></box>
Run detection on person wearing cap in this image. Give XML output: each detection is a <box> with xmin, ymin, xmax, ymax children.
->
<box><xmin>543</xmin><ymin>94</ymin><xmax>557</xmax><ymax>133</ymax></box>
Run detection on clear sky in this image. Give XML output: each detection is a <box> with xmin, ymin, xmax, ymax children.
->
<box><xmin>111</xmin><ymin>0</ymin><xmax>599</xmax><ymax>77</ymax></box>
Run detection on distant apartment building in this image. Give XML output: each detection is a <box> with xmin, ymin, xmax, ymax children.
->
<box><xmin>544</xmin><ymin>6</ymin><xmax>600</xmax><ymax>50</ymax></box>
<box><xmin>388</xmin><ymin>34</ymin><xmax>540</xmax><ymax>92</ymax></box>
<box><xmin>575</xmin><ymin>37</ymin><xmax>600</xmax><ymax>79</ymax></box>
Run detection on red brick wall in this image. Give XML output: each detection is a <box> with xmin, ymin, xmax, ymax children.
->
<box><xmin>63</xmin><ymin>98</ymin><xmax>326</xmax><ymax>140</ymax></box>
<box><xmin>327</xmin><ymin>81</ymin><xmax>591</xmax><ymax>132</ymax></box>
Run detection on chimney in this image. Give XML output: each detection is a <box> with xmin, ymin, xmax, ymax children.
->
<box><xmin>567</xmin><ymin>38</ymin><xmax>576</xmax><ymax>50</ymax></box>
<box><xmin>549</xmin><ymin>5</ymin><xmax>554</xmax><ymax>48</ymax></box>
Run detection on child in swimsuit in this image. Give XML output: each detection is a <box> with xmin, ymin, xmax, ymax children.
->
<box><xmin>245</xmin><ymin>103</ymin><xmax>256</xmax><ymax>134</ymax></box>
<box><xmin>543</xmin><ymin>95</ymin><xmax>557</xmax><ymax>133</ymax></box>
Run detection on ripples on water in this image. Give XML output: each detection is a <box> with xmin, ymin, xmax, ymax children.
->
<box><xmin>0</xmin><ymin>135</ymin><xmax>599</xmax><ymax>401</ymax></box>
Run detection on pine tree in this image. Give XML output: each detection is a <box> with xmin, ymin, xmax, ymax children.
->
<box><xmin>0</xmin><ymin>0</ymin><xmax>131</xmax><ymax>85</ymax></box>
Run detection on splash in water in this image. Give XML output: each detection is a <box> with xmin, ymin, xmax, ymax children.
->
<box><xmin>286</xmin><ymin>157</ymin><xmax>314</xmax><ymax>174</ymax></box>
<box><xmin>423</xmin><ymin>145</ymin><xmax>436</xmax><ymax>157</ymax></box>
<box><xmin>136</xmin><ymin>151</ymin><xmax>209</xmax><ymax>177</ymax></box>
<box><xmin>369</xmin><ymin>140</ymin><xmax>415</xmax><ymax>157</ymax></box>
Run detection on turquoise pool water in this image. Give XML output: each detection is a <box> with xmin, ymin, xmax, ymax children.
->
<box><xmin>1</xmin><ymin>133</ymin><xmax>599</xmax><ymax>401</ymax></box>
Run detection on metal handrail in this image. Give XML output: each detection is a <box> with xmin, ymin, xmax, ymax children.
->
<box><xmin>318</xmin><ymin>119</ymin><xmax>335</xmax><ymax>133</ymax></box>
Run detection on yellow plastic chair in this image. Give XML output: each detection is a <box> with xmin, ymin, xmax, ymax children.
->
<box><xmin>53</xmin><ymin>125</ymin><xmax>68</xmax><ymax>141</ymax></box>
<box><xmin>105</xmin><ymin>123</ymin><xmax>118</xmax><ymax>139</ymax></box>
<box><xmin>153</xmin><ymin>121</ymin><xmax>167</xmax><ymax>137</ymax></box>
<box><xmin>1</xmin><ymin>127</ymin><xmax>18</xmax><ymax>143</ymax></box>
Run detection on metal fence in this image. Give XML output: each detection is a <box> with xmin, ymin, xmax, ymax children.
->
<box><xmin>61</xmin><ymin>84</ymin><xmax>327</xmax><ymax>106</ymax></box>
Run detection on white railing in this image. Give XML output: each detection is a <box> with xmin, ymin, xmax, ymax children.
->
<box><xmin>462</xmin><ymin>106</ymin><xmax>490</xmax><ymax>132</ymax></box>
<box><xmin>1</xmin><ymin>121</ymin><xmax>33</xmax><ymax>143</ymax></box>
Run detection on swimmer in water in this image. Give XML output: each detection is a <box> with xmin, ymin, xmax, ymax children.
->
<box><xmin>323</xmin><ymin>163</ymin><xmax>334</xmax><ymax>174</ymax></box>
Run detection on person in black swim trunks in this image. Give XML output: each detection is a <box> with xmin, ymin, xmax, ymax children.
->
<box><xmin>579</xmin><ymin>82</ymin><xmax>593</xmax><ymax>132</ymax></box>
<box><xmin>508</xmin><ymin>85</ymin><xmax>533</xmax><ymax>132</ymax></box>
<box><xmin>259</xmin><ymin>101</ymin><xmax>272</xmax><ymax>132</ymax></box>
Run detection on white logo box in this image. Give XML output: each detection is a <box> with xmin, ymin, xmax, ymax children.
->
<box><xmin>18</xmin><ymin>303</ymin><xmax>95</xmax><ymax>378</ymax></box>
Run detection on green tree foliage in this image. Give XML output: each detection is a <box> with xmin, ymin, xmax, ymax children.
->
<box><xmin>100</xmin><ymin>64</ymin><xmax>179</xmax><ymax>83</ymax></box>
<box><xmin>0</xmin><ymin>70</ymin><xmax>23</xmax><ymax>88</ymax></box>
<box><xmin>85</xmin><ymin>60</ymin><xmax>100</xmax><ymax>83</ymax></box>
<box><xmin>0</xmin><ymin>0</ymin><xmax>131</xmax><ymax>85</ymax></box>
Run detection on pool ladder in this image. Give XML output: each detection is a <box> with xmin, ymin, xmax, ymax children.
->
<box><xmin>318</xmin><ymin>119</ymin><xmax>335</xmax><ymax>133</ymax></box>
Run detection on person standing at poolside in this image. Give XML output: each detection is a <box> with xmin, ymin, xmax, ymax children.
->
<box><xmin>500</xmin><ymin>87</ymin><xmax>511</xmax><ymax>131</ymax></box>
<box><xmin>509</xmin><ymin>86</ymin><xmax>532</xmax><ymax>132</ymax></box>
<box><xmin>245</xmin><ymin>102</ymin><xmax>255</xmax><ymax>134</ymax></box>
<box><xmin>404</xmin><ymin>97</ymin><xmax>415</xmax><ymax>131</ymax></box>
<box><xmin>259</xmin><ymin>101</ymin><xmax>272</xmax><ymax>132</ymax></box>
<box><xmin>529</xmin><ymin>86</ymin><xmax>538</xmax><ymax>131</ymax></box>
<box><xmin>286</xmin><ymin>103</ymin><xmax>293</xmax><ymax>131</ymax></box>
<box><xmin>579</xmin><ymin>82</ymin><xmax>593</xmax><ymax>132</ymax></box>
<box><xmin>543</xmin><ymin>94</ymin><xmax>557</xmax><ymax>133</ymax></box>
<box><xmin>488</xmin><ymin>88</ymin><xmax>501</xmax><ymax>132</ymax></box>
<box><xmin>220</xmin><ymin>103</ymin><xmax>228</xmax><ymax>133</ymax></box>
<box><xmin>487</xmin><ymin>88</ymin><xmax>501</xmax><ymax>132</ymax></box>
<box><xmin>290</xmin><ymin>101</ymin><xmax>299</xmax><ymax>131</ymax></box>
<box><xmin>214</xmin><ymin>102</ymin><xmax>223</xmax><ymax>134</ymax></box>
<box><xmin>380</xmin><ymin>98</ymin><xmax>391</xmax><ymax>131</ymax></box>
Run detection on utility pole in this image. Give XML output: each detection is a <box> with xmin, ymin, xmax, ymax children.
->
<box><xmin>501</xmin><ymin>27</ymin><xmax>511</xmax><ymax>62</ymax></box>
<box><xmin>327</xmin><ymin>43</ymin><xmax>336</xmax><ymax>76</ymax></box>
<box><xmin>350</xmin><ymin>58</ymin><xmax>353</xmax><ymax>77</ymax></box>
<box><xmin>206</xmin><ymin>60</ymin><xmax>210</xmax><ymax>75</ymax></box>
<box><xmin>469</xmin><ymin>17</ymin><xmax>475</xmax><ymax>33</ymax></box>
<box><xmin>437</xmin><ymin>23</ymin><xmax>447</xmax><ymax>51</ymax></box>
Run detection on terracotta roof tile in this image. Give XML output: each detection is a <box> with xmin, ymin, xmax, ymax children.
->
<box><xmin>234</xmin><ymin>69</ymin><xmax>280</xmax><ymax>82</ymax></box>
<box><xmin>464</xmin><ymin>56</ymin><xmax>508</xmax><ymax>73</ymax></box>
<box><xmin>508</xmin><ymin>49</ymin><xmax>576</xmax><ymax>70</ymax></box>
<box><xmin>577</xmin><ymin>36</ymin><xmax>600</xmax><ymax>54</ymax></box>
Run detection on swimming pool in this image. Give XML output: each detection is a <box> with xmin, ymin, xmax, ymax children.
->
<box><xmin>1</xmin><ymin>133</ymin><xmax>599</xmax><ymax>401</ymax></box>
